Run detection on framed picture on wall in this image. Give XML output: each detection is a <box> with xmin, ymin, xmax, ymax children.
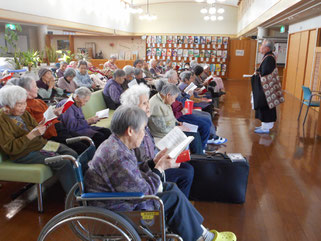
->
<box><xmin>57</xmin><ymin>40</ymin><xmax>70</xmax><ymax>50</ymax></box>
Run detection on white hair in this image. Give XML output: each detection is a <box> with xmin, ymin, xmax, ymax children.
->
<box><xmin>164</xmin><ymin>69</ymin><xmax>177</xmax><ymax>81</ymax></box>
<box><xmin>263</xmin><ymin>39</ymin><xmax>274</xmax><ymax>51</ymax></box>
<box><xmin>0</xmin><ymin>85</ymin><xmax>27</xmax><ymax>108</ymax></box>
<box><xmin>120</xmin><ymin>83</ymin><xmax>150</xmax><ymax>106</ymax></box>
<box><xmin>74</xmin><ymin>87</ymin><xmax>92</xmax><ymax>99</ymax></box>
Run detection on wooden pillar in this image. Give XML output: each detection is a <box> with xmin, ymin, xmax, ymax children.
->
<box><xmin>69</xmin><ymin>35</ymin><xmax>75</xmax><ymax>54</ymax></box>
<box><xmin>317</xmin><ymin>109</ymin><xmax>321</xmax><ymax>137</ymax></box>
<box><xmin>45</xmin><ymin>34</ymin><xmax>51</xmax><ymax>49</ymax></box>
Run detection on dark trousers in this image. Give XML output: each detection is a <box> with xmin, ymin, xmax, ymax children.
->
<box><xmin>185</xmin><ymin>132</ymin><xmax>203</xmax><ymax>154</ymax></box>
<box><xmin>157</xmin><ymin>182</ymin><xmax>203</xmax><ymax>241</ymax></box>
<box><xmin>92</xmin><ymin>127</ymin><xmax>112</xmax><ymax>148</ymax></box>
<box><xmin>165</xmin><ymin>162</ymin><xmax>194</xmax><ymax>198</ymax></box>
<box><xmin>178</xmin><ymin>114</ymin><xmax>211</xmax><ymax>150</ymax></box>
<box><xmin>14</xmin><ymin>144</ymin><xmax>78</xmax><ymax>193</ymax></box>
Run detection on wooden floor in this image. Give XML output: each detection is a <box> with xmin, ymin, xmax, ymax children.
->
<box><xmin>1</xmin><ymin>79</ymin><xmax>320</xmax><ymax>241</ymax></box>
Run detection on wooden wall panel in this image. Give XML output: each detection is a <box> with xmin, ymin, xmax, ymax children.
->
<box><xmin>285</xmin><ymin>33</ymin><xmax>301</xmax><ymax>95</ymax></box>
<box><xmin>228</xmin><ymin>39</ymin><xmax>257</xmax><ymax>80</ymax></box>
<box><xmin>303</xmin><ymin>30</ymin><xmax>316</xmax><ymax>87</ymax></box>
<box><xmin>294</xmin><ymin>31</ymin><xmax>309</xmax><ymax>99</ymax></box>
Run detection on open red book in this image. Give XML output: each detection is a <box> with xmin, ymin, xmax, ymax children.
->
<box><xmin>61</xmin><ymin>95</ymin><xmax>74</xmax><ymax>113</ymax></box>
<box><xmin>176</xmin><ymin>150</ymin><xmax>191</xmax><ymax>163</ymax></box>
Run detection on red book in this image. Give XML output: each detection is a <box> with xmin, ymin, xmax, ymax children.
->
<box><xmin>176</xmin><ymin>150</ymin><xmax>191</xmax><ymax>163</ymax></box>
<box><xmin>61</xmin><ymin>96</ymin><xmax>74</xmax><ymax>113</ymax></box>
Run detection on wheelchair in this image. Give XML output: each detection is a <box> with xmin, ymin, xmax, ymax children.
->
<box><xmin>37</xmin><ymin>136</ymin><xmax>182</xmax><ymax>241</ymax></box>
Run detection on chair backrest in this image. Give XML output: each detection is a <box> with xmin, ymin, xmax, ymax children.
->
<box><xmin>74</xmin><ymin>144</ymin><xmax>96</xmax><ymax>194</ymax></box>
<box><xmin>82</xmin><ymin>90</ymin><xmax>107</xmax><ymax>119</ymax></box>
<box><xmin>302</xmin><ymin>86</ymin><xmax>312</xmax><ymax>101</ymax></box>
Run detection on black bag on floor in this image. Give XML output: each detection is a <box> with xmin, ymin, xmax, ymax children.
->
<box><xmin>189</xmin><ymin>153</ymin><xmax>249</xmax><ymax>203</ymax></box>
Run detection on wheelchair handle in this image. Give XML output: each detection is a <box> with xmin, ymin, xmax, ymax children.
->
<box><xmin>66</xmin><ymin>136</ymin><xmax>95</xmax><ymax>146</ymax></box>
<box><xmin>45</xmin><ymin>155</ymin><xmax>79</xmax><ymax>168</ymax></box>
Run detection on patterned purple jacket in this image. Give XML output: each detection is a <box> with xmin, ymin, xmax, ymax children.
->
<box><xmin>84</xmin><ymin>133</ymin><xmax>161</xmax><ymax>211</ymax></box>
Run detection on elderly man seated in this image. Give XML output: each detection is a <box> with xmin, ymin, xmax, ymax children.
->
<box><xmin>120</xmin><ymin>83</ymin><xmax>194</xmax><ymax>197</ymax></box>
<box><xmin>0</xmin><ymin>85</ymin><xmax>78</xmax><ymax>193</ymax></box>
<box><xmin>103</xmin><ymin>69</ymin><xmax>126</xmax><ymax>110</ymax></box>
<box><xmin>74</xmin><ymin>60</ymin><xmax>96</xmax><ymax>89</ymax></box>
<box><xmin>37</xmin><ymin>68</ymin><xmax>64</xmax><ymax>100</ymax></box>
<box><xmin>57</xmin><ymin>87</ymin><xmax>111</xmax><ymax>148</ymax></box>
<box><xmin>7</xmin><ymin>76</ymin><xmax>88</xmax><ymax>154</ymax></box>
<box><xmin>84</xmin><ymin>105</ymin><xmax>237</xmax><ymax>241</ymax></box>
<box><xmin>57</xmin><ymin>68</ymin><xmax>78</xmax><ymax>93</ymax></box>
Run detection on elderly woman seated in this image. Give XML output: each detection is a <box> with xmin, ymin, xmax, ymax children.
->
<box><xmin>37</xmin><ymin>68</ymin><xmax>64</xmax><ymax>100</ymax></box>
<box><xmin>148</xmin><ymin>79</ymin><xmax>203</xmax><ymax>154</ymax></box>
<box><xmin>57</xmin><ymin>68</ymin><xmax>78</xmax><ymax>93</ymax></box>
<box><xmin>74</xmin><ymin>60</ymin><xmax>96</xmax><ymax>89</ymax></box>
<box><xmin>143</xmin><ymin>60</ymin><xmax>155</xmax><ymax>80</ymax></box>
<box><xmin>84</xmin><ymin>105</ymin><xmax>236</xmax><ymax>241</ymax></box>
<box><xmin>122</xmin><ymin>65</ymin><xmax>135</xmax><ymax>90</ymax></box>
<box><xmin>149</xmin><ymin>59</ymin><xmax>163</xmax><ymax>78</ymax></box>
<box><xmin>103</xmin><ymin>54</ymin><xmax>118</xmax><ymax>71</ymax></box>
<box><xmin>7</xmin><ymin>76</ymin><xmax>88</xmax><ymax>154</ymax></box>
<box><xmin>0</xmin><ymin>85</ymin><xmax>78</xmax><ymax>193</ymax></box>
<box><xmin>120</xmin><ymin>83</ymin><xmax>194</xmax><ymax>197</ymax></box>
<box><xmin>57</xmin><ymin>87</ymin><xmax>111</xmax><ymax>148</ymax></box>
<box><xmin>103</xmin><ymin>69</ymin><xmax>126</xmax><ymax>110</ymax></box>
<box><xmin>56</xmin><ymin>61</ymin><xmax>68</xmax><ymax>78</ymax></box>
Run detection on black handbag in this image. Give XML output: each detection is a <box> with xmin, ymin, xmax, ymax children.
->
<box><xmin>189</xmin><ymin>153</ymin><xmax>249</xmax><ymax>203</ymax></box>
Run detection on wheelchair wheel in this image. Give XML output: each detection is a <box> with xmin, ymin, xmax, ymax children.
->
<box><xmin>38</xmin><ymin>206</ymin><xmax>141</xmax><ymax>241</ymax></box>
<box><xmin>65</xmin><ymin>183</ymin><xmax>81</xmax><ymax>210</ymax></box>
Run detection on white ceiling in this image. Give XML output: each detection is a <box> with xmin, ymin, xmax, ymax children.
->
<box><xmin>131</xmin><ymin>0</ymin><xmax>239</xmax><ymax>7</ymax></box>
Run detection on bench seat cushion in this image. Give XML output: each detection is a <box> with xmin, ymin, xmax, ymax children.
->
<box><xmin>0</xmin><ymin>160</ymin><xmax>53</xmax><ymax>184</ymax></box>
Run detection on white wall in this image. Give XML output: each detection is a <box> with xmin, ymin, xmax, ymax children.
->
<box><xmin>133</xmin><ymin>2</ymin><xmax>238</xmax><ymax>35</ymax></box>
<box><xmin>0</xmin><ymin>0</ymin><xmax>134</xmax><ymax>33</ymax></box>
<box><xmin>288</xmin><ymin>15</ymin><xmax>321</xmax><ymax>34</ymax></box>
<box><xmin>237</xmin><ymin>0</ymin><xmax>279</xmax><ymax>33</ymax></box>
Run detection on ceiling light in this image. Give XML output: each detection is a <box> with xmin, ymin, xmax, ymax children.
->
<box><xmin>209</xmin><ymin>7</ymin><xmax>216</xmax><ymax>14</ymax></box>
<box><xmin>204</xmin><ymin>15</ymin><xmax>210</xmax><ymax>21</ymax></box>
<box><xmin>217</xmin><ymin>0</ymin><xmax>225</xmax><ymax>2</ymax></box>
<box><xmin>210</xmin><ymin>16</ymin><xmax>216</xmax><ymax>21</ymax></box>
<box><xmin>200</xmin><ymin>8</ymin><xmax>208</xmax><ymax>14</ymax></box>
<box><xmin>207</xmin><ymin>0</ymin><xmax>216</xmax><ymax>4</ymax></box>
<box><xmin>218</xmin><ymin>16</ymin><xmax>224</xmax><ymax>21</ymax></box>
<box><xmin>217</xmin><ymin>8</ymin><xmax>224</xmax><ymax>14</ymax></box>
<box><xmin>195</xmin><ymin>0</ymin><xmax>204</xmax><ymax>2</ymax></box>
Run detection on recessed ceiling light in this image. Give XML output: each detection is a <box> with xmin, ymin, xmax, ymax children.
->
<box><xmin>204</xmin><ymin>15</ymin><xmax>210</xmax><ymax>21</ymax></box>
<box><xmin>207</xmin><ymin>0</ymin><xmax>216</xmax><ymax>4</ymax></box>
<box><xmin>200</xmin><ymin>8</ymin><xmax>208</xmax><ymax>14</ymax></box>
<box><xmin>195</xmin><ymin>0</ymin><xmax>204</xmax><ymax>2</ymax></box>
<box><xmin>217</xmin><ymin>8</ymin><xmax>224</xmax><ymax>14</ymax></box>
<box><xmin>218</xmin><ymin>16</ymin><xmax>224</xmax><ymax>21</ymax></box>
<box><xmin>209</xmin><ymin>7</ymin><xmax>216</xmax><ymax>14</ymax></box>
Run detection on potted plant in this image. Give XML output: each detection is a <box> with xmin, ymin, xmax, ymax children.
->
<box><xmin>20</xmin><ymin>50</ymin><xmax>41</xmax><ymax>71</ymax></box>
<box><xmin>45</xmin><ymin>46</ymin><xmax>58</xmax><ymax>66</ymax></box>
<box><xmin>56</xmin><ymin>50</ymin><xmax>75</xmax><ymax>64</ymax></box>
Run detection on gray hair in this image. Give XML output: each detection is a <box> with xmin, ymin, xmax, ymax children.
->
<box><xmin>263</xmin><ymin>39</ymin><xmax>274</xmax><ymax>51</ymax></box>
<box><xmin>120</xmin><ymin>83</ymin><xmax>150</xmax><ymax>106</ymax></box>
<box><xmin>0</xmin><ymin>85</ymin><xmax>27</xmax><ymax>108</ymax></box>
<box><xmin>64</xmin><ymin>68</ymin><xmax>76</xmax><ymax>78</ymax></box>
<box><xmin>6</xmin><ymin>76</ymin><xmax>34</xmax><ymax>91</ymax></box>
<box><xmin>179</xmin><ymin>71</ymin><xmax>194</xmax><ymax>83</ymax></box>
<box><xmin>190</xmin><ymin>60</ymin><xmax>198</xmax><ymax>69</ymax></box>
<box><xmin>60</xmin><ymin>61</ymin><xmax>68</xmax><ymax>66</ymax></box>
<box><xmin>77</xmin><ymin>60</ymin><xmax>88</xmax><ymax>68</ymax></box>
<box><xmin>110</xmin><ymin>105</ymin><xmax>148</xmax><ymax>136</ymax></box>
<box><xmin>134</xmin><ymin>68</ymin><xmax>142</xmax><ymax>76</ymax></box>
<box><xmin>74</xmin><ymin>87</ymin><xmax>91</xmax><ymax>99</ymax></box>
<box><xmin>113</xmin><ymin>69</ymin><xmax>126</xmax><ymax>79</ymax></box>
<box><xmin>123</xmin><ymin>65</ymin><xmax>135</xmax><ymax>76</ymax></box>
<box><xmin>155</xmin><ymin>78</ymin><xmax>180</xmax><ymax>96</ymax></box>
<box><xmin>164</xmin><ymin>69</ymin><xmax>177</xmax><ymax>80</ymax></box>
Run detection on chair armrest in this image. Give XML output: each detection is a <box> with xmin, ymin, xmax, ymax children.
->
<box><xmin>80</xmin><ymin>192</ymin><xmax>144</xmax><ymax>200</ymax></box>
